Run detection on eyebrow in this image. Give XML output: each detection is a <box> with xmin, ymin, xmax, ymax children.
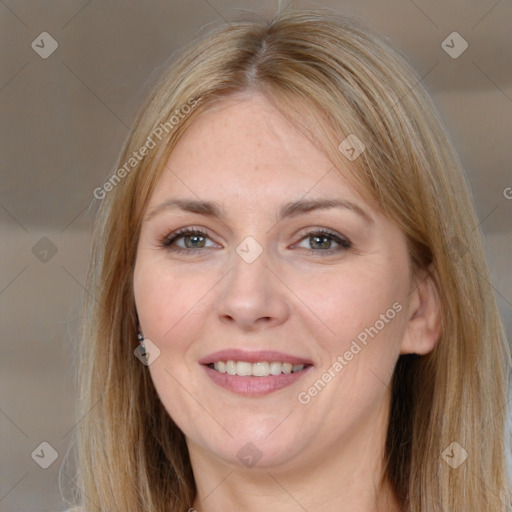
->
<box><xmin>146</xmin><ymin>197</ymin><xmax>373</xmax><ymax>225</ymax></box>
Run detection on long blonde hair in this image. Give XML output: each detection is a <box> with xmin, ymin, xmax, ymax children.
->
<box><xmin>67</xmin><ymin>7</ymin><xmax>511</xmax><ymax>511</ymax></box>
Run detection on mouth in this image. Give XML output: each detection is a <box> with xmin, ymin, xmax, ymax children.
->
<box><xmin>200</xmin><ymin>350</ymin><xmax>314</xmax><ymax>396</ymax></box>
<box><xmin>207</xmin><ymin>360</ymin><xmax>310</xmax><ymax>376</ymax></box>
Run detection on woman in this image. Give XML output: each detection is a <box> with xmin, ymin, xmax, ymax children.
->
<box><xmin>69</xmin><ymin>7</ymin><xmax>511</xmax><ymax>511</ymax></box>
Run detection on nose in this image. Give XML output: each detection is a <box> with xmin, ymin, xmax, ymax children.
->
<box><xmin>216</xmin><ymin>248</ymin><xmax>290</xmax><ymax>332</ymax></box>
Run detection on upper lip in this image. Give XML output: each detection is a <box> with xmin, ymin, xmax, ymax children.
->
<box><xmin>199</xmin><ymin>349</ymin><xmax>313</xmax><ymax>366</ymax></box>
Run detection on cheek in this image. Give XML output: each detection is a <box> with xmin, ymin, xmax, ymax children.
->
<box><xmin>133</xmin><ymin>259</ymin><xmax>212</xmax><ymax>427</ymax></box>
<box><xmin>288</xmin><ymin>262</ymin><xmax>407</xmax><ymax>352</ymax></box>
<box><xmin>295</xmin><ymin>268</ymin><xmax>406</xmax><ymax>416</ymax></box>
<box><xmin>290</xmin><ymin>263</ymin><xmax>409</xmax><ymax>413</ymax></box>
<box><xmin>133</xmin><ymin>257</ymin><xmax>209</xmax><ymax>342</ymax></box>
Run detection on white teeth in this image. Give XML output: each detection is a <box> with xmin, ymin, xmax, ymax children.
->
<box><xmin>236</xmin><ymin>361</ymin><xmax>253</xmax><ymax>376</ymax></box>
<box><xmin>269</xmin><ymin>361</ymin><xmax>283</xmax><ymax>375</ymax></box>
<box><xmin>226</xmin><ymin>360</ymin><xmax>237</xmax><ymax>375</ymax></box>
<box><xmin>212</xmin><ymin>360</ymin><xmax>306</xmax><ymax>376</ymax></box>
<box><xmin>252</xmin><ymin>362</ymin><xmax>270</xmax><ymax>377</ymax></box>
<box><xmin>282</xmin><ymin>362</ymin><xmax>292</xmax><ymax>374</ymax></box>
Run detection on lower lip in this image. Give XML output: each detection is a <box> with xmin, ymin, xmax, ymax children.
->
<box><xmin>202</xmin><ymin>365</ymin><xmax>312</xmax><ymax>396</ymax></box>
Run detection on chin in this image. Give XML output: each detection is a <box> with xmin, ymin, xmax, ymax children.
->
<box><xmin>189</xmin><ymin>422</ymin><xmax>311</xmax><ymax>471</ymax></box>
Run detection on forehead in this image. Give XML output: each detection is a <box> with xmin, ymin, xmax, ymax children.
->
<box><xmin>150</xmin><ymin>92</ymin><xmax>366</xmax><ymax>210</ymax></box>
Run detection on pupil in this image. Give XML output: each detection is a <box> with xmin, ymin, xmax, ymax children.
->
<box><xmin>312</xmin><ymin>235</ymin><xmax>330</xmax><ymax>249</ymax></box>
<box><xmin>186</xmin><ymin>235</ymin><xmax>205</xmax><ymax>248</ymax></box>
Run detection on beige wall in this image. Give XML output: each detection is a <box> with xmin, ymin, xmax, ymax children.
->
<box><xmin>1</xmin><ymin>1</ymin><xmax>511</xmax><ymax>510</ymax></box>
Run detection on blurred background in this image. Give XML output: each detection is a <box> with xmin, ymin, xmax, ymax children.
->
<box><xmin>0</xmin><ymin>0</ymin><xmax>511</xmax><ymax>510</ymax></box>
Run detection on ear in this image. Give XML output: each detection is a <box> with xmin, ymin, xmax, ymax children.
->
<box><xmin>400</xmin><ymin>264</ymin><xmax>442</xmax><ymax>355</ymax></box>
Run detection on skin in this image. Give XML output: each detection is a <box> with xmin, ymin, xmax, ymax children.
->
<box><xmin>133</xmin><ymin>92</ymin><xmax>440</xmax><ymax>511</ymax></box>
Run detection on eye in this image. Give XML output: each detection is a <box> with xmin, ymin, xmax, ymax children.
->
<box><xmin>159</xmin><ymin>227</ymin><xmax>352</xmax><ymax>255</ymax></box>
<box><xmin>294</xmin><ymin>229</ymin><xmax>352</xmax><ymax>253</ymax></box>
<box><xmin>160</xmin><ymin>228</ymin><xmax>219</xmax><ymax>253</ymax></box>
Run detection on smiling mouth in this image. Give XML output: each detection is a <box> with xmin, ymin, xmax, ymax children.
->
<box><xmin>207</xmin><ymin>360</ymin><xmax>311</xmax><ymax>377</ymax></box>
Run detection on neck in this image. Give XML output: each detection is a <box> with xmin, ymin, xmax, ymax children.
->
<box><xmin>191</xmin><ymin>458</ymin><xmax>401</xmax><ymax>512</ymax></box>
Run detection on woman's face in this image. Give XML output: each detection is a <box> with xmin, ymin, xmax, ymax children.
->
<box><xmin>133</xmin><ymin>92</ymin><xmax>420</xmax><ymax>471</ymax></box>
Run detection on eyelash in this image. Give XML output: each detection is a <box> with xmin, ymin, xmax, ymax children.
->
<box><xmin>159</xmin><ymin>227</ymin><xmax>352</xmax><ymax>255</ymax></box>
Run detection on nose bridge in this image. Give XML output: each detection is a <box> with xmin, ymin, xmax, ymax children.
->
<box><xmin>216</xmin><ymin>238</ymin><xmax>289</xmax><ymax>328</ymax></box>
<box><xmin>227</xmin><ymin>240</ymin><xmax>272</xmax><ymax>298</ymax></box>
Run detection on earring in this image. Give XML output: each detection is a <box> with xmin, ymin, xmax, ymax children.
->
<box><xmin>137</xmin><ymin>332</ymin><xmax>146</xmax><ymax>353</ymax></box>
